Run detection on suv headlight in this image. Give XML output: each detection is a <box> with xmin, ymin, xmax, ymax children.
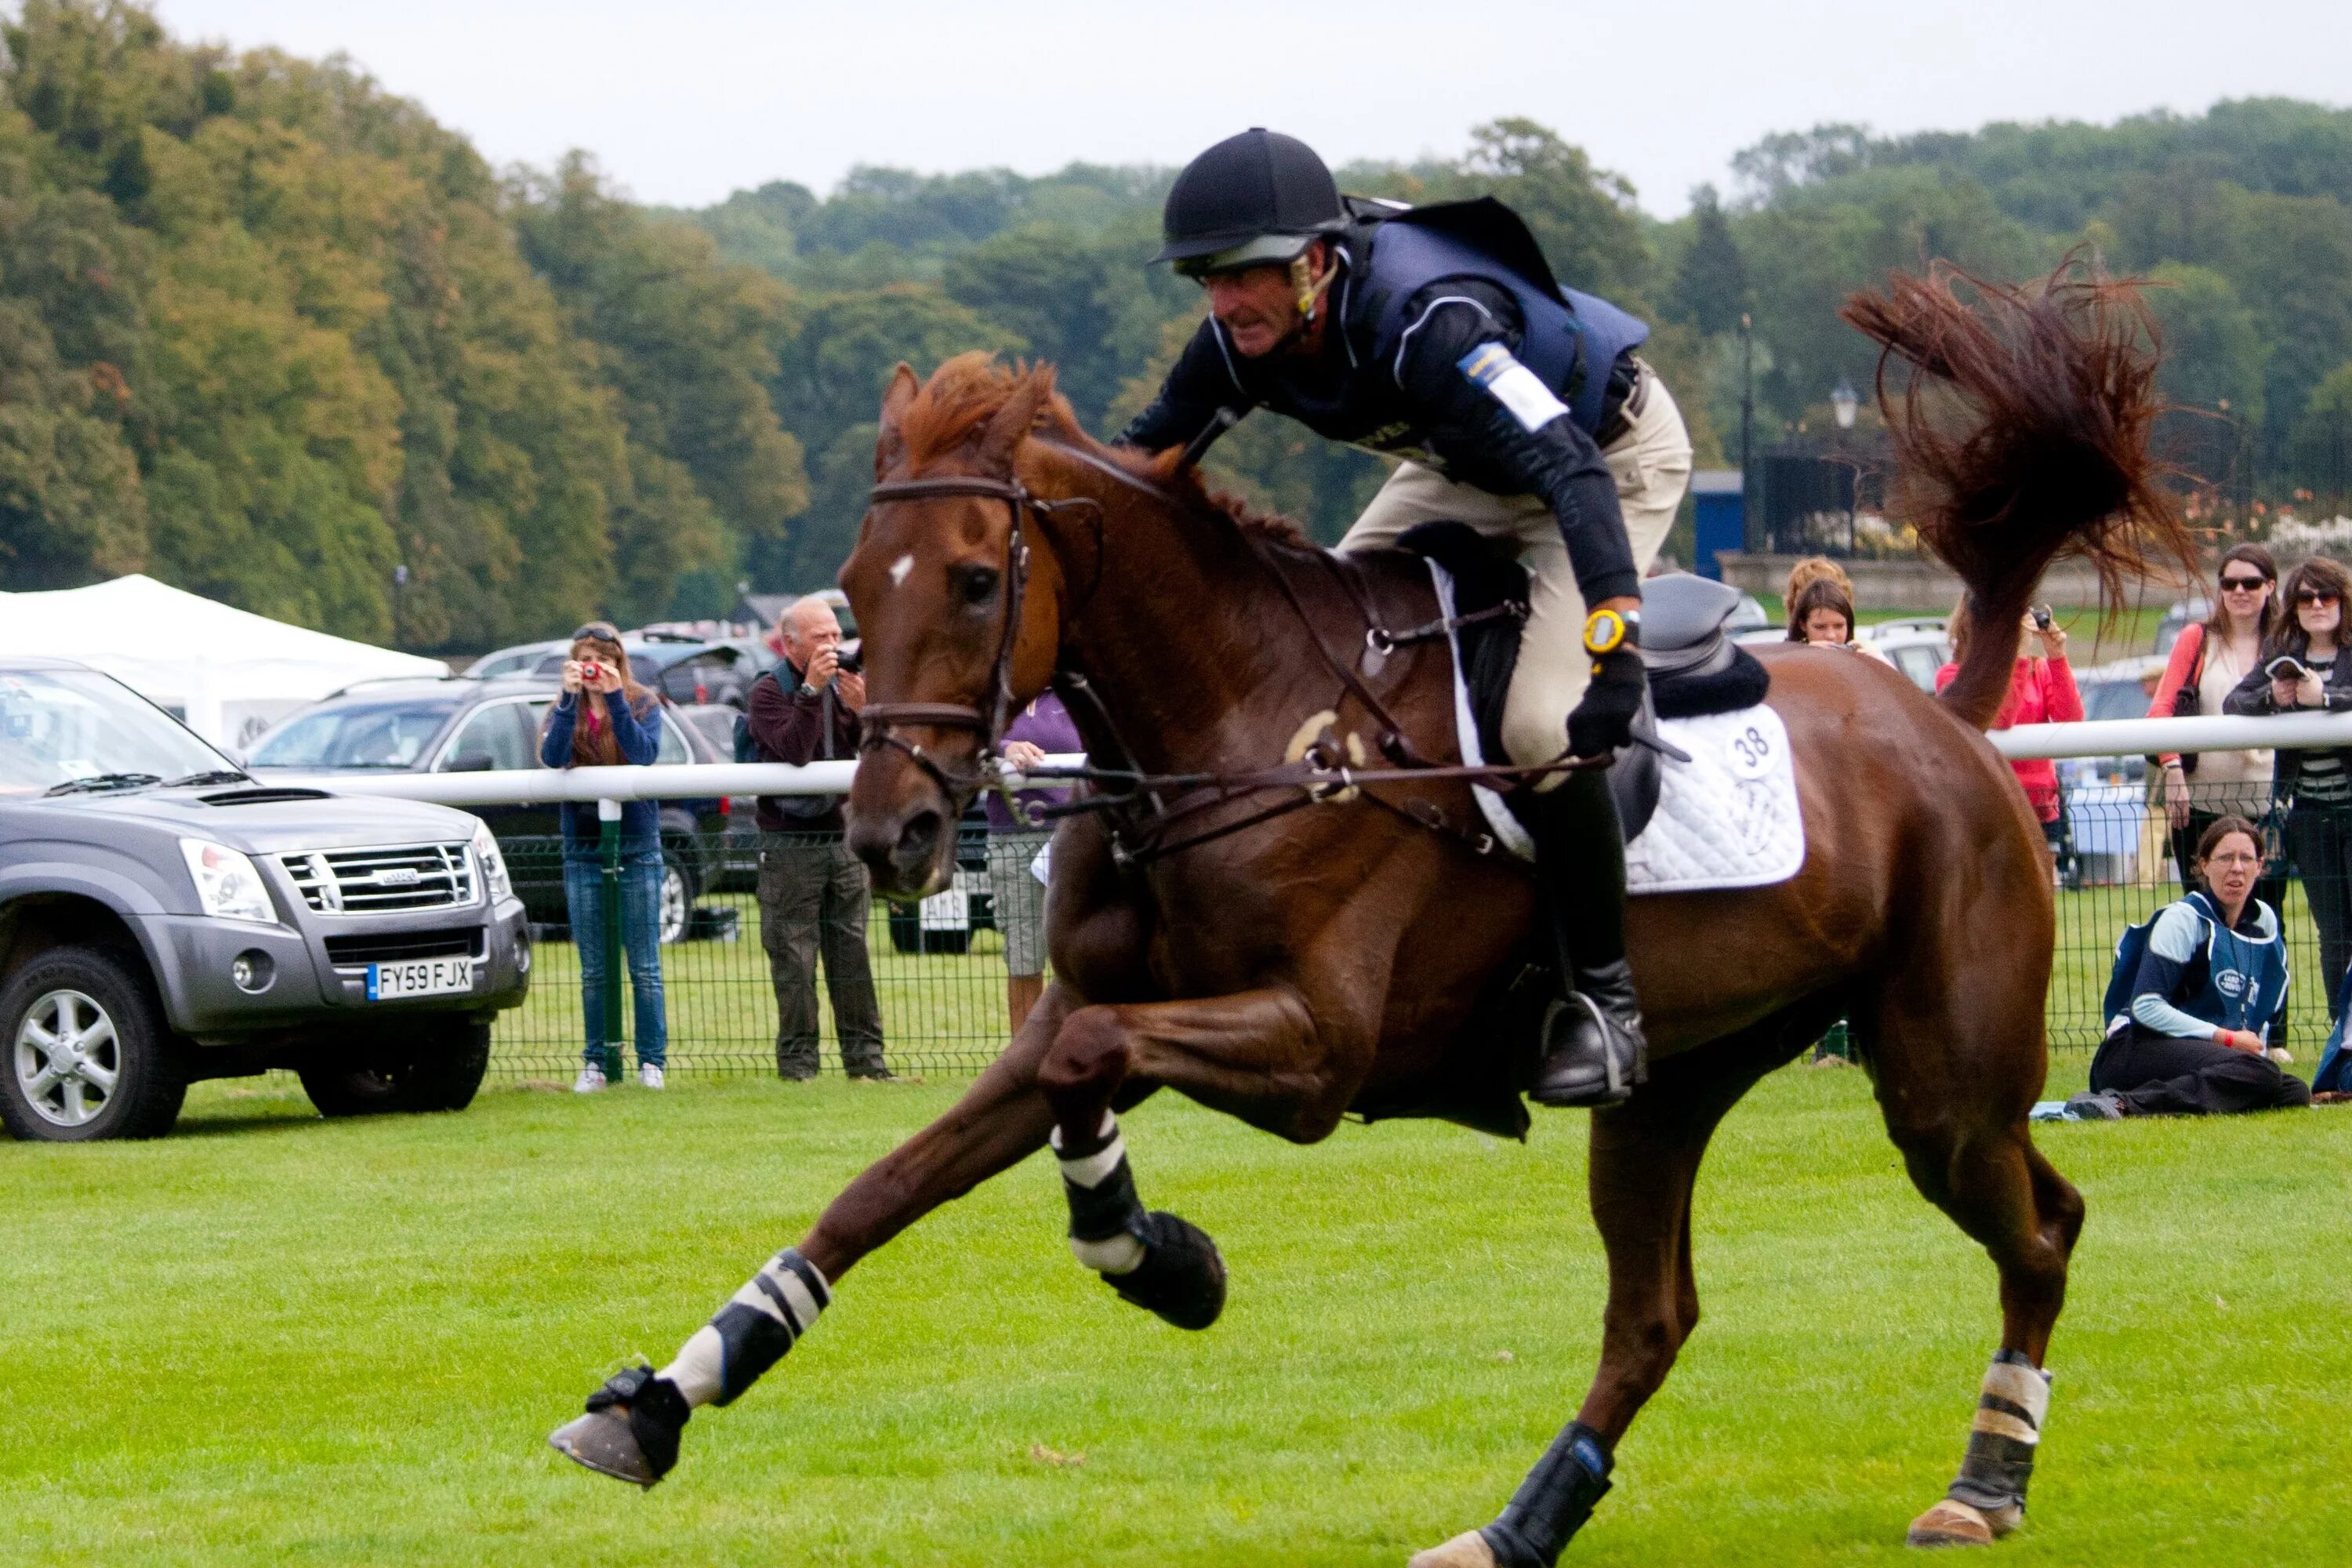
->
<box><xmin>472</xmin><ymin>823</ymin><xmax>514</xmax><ymax>902</ymax></box>
<box><xmin>179</xmin><ymin>839</ymin><xmax>278</xmax><ymax>925</ymax></box>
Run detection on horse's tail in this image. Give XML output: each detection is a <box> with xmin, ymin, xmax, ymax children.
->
<box><xmin>1840</xmin><ymin>256</ymin><xmax>2194</xmax><ymax>731</ymax></box>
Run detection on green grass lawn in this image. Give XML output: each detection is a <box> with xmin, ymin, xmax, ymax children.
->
<box><xmin>3</xmin><ymin>1066</ymin><xmax>2347</xmax><ymax>1566</ymax></box>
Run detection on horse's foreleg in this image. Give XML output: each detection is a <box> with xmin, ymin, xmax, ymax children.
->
<box><xmin>1036</xmin><ymin>986</ymin><xmax>1330</xmax><ymax>1332</ymax></box>
<box><xmin>549</xmin><ymin>1001</ymin><xmax>1062</xmax><ymax>1487</ymax></box>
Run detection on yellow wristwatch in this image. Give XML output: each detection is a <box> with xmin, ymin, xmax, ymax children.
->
<box><xmin>1584</xmin><ymin>607</ymin><xmax>1637</xmax><ymax>657</ymax></box>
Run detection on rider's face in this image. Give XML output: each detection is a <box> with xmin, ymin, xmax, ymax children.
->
<box><xmin>1202</xmin><ymin>252</ymin><xmax>1316</xmax><ymax>358</ymax></box>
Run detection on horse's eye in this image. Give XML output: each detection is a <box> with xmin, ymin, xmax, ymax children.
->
<box><xmin>960</xmin><ymin>565</ymin><xmax>1000</xmax><ymax>605</ymax></box>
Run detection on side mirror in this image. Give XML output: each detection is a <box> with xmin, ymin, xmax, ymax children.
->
<box><xmin>446</xmin><ymin>752</ymin><xmax>497</xmax><ymax>773</ymax></box>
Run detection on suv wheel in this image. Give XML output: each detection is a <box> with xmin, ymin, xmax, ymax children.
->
<box><xmin>659</xmin><ymin>851</ymin><xmax>691</xmax><ymax>945</ymax></box>
<box><xmin>298</xmin><ymin>1018</ymin><xmax>492</xmax><ymax>1117</ymax></box>
<box><xmin>0</xmin><ymin>946</ymin><xmax>188</xmax><ymax>1142</ymax></box>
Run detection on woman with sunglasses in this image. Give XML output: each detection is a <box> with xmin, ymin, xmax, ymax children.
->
<box><xmin>2226</xmin><ymin>555</ymin><xmax>2352</xmax><ymax>1014</ymax></box>
<box><xmin>2152</xmin><ymin>544</ymin><xmax>2282</xmax><ymax>898</ymax></box>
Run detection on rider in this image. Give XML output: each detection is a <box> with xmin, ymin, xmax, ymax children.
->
<box><xmin>1120</xmin><ymin>129</ymin><xmax>1693</xmax><ymax>1107</ymax></box>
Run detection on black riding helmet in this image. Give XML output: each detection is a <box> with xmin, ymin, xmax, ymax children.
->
<box><xmin>1152</xmin><ymin>128</ymin><xmax>1345</xmax><ymax>276</ymax></box>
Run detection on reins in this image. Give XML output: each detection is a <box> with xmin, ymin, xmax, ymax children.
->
<box><xmin>862</xmin><ymin>451</ymin><xmax>1606</xmax><ymax>869</ymax></box>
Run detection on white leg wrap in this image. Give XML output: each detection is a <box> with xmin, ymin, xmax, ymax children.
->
<box><xmin>1072</xmin><ymin>1232</ymin><xmax>1146</xmax><ymax>1274</ymax></box>
<box><xmin>659</xmin><ymin>1323</ymin><xmax>727</xmax><ymax>1408</ymax></box>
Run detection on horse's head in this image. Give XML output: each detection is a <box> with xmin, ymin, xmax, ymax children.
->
<box><xmin>838</xmin><ymin>356</ymin><xmax>1076</xmax><ymax>897</ymax></box>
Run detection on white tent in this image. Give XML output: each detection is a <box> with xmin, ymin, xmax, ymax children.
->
<box><xmin>0</xmin><ymin>574</ymin><xmax>447</xmax><ymax>750</ymax></box>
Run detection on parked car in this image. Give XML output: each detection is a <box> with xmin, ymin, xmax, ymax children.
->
<box><xmin>0</xmin><ymin>657</ymin><xmax>531</xmax><ymax>1140</ymax></box>
<box><xmin>2155</xmin><ymin>597</ymin><xmax>2212</xmax><ymax>657</ymax></box>
<box><xmin>246</xmin><ymin>677</ymin><xmax>722</xmax><ymax>943</ymax></box>
<box><xmin>672</xmin><ymin>703</ymin><xmax>761</xmax><ymax>893</ymax></box>
<box><xmin>467</xmin><ymin>638</ymin><xmax>568</xmax><ymax>681</ymax></box>
<box><xmin>528</xmin><ymin>635</ymin><xmax>760</xmax><ymax>710</ymax></box>
<box><xmin>1858</xmin><ymin>617</ymin><xmax>1953</xmax><ymax>694</ymax></box>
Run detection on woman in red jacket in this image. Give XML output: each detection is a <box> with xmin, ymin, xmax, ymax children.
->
<box><xmin>1936</xmin><ymin>600</ymin><xmax>2082</xmax><ymax>858</ymax></box>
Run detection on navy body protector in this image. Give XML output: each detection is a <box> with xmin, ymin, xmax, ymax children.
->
<box><xmin>1208</xmin><ymin>198</ymin><xmax>1649</xmax><ymax>454</ymax></box>
<box><xmin>1355</xmin><ymin>200</ymin><xmax>1650</xmax><ymax>436</ymax></box>
<box><xmin>2100</xmin><ymin>891</ymin><xmax>2287</xmax><ymax>1040</ymax></box>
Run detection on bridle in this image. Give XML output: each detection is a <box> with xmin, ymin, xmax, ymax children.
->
<box><xmin>855</xmin><ymin>474</ymin><xmax>1100</xmax><ymax>797</ymax></box>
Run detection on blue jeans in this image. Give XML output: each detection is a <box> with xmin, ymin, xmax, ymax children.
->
<box><xmin>562</xmin><ymin>837</ymin><xmax>667</xmax><ymax>1067</ymax></box>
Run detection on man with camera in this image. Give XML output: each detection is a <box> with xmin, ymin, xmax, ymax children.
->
<box><xmin>747</xmin><ymin>595</ymin><xmax>891</xmax><ymax>1082</ymax></box>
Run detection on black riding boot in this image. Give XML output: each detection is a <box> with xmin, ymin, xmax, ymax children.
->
<box><xmin>1526</xmin><ymin>768</ymin><xmax>1646</xmax><ymax>1108</ymax></box>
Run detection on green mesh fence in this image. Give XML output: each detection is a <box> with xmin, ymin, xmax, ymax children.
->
<box><xmin>485</xmin><ymin>781</ymin><xmax>2340</xmax><ymax>1081</ymax></box>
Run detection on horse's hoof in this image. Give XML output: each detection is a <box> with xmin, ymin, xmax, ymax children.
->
<box><xmin>1906</xmin><ymin>1497</ymin><xmax>2020</xmax><ymax>1547</ymax></box>
<box><xmin>1406</xmin><ymin>1529</ymin><xmax>1498</xmax><ymax>1567</ymax></box>
<box><xmin>550</xmin><ymin>1365</ymin><xmax>691</xmax><ymax>1488</ymax></box>
<box><xmin>550</xmin><ymin>1409</ymin><xmax>659</xmax><ymax>1488</ymax></box>
<box><xmin>1109</xmin><ymin>1210</ymin><xmax>1226</xmax><ymax>1330</ymax></box>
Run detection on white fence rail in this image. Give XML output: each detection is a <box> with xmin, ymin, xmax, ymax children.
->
<box><xmin>268</xmin><ymin>713</ymin><xmax>2352</xmax><ymax>808</ymax></box>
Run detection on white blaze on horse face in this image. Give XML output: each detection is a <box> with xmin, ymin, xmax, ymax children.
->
<box><xmin>888</xmin><ymin>553</ymin><xmax>914</xmax><ymax>589</ymax></box>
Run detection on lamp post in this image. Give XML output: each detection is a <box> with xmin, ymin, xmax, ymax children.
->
<box><xmin>1831</xmin><ymin>376</ymin><xmax>1859</xmax><ymax>431</ymax></box>
<box><xmin>1739</xmin><ymin>313</ymin><xmax>1755</xmax><ymax>551</ymax></box>
<box><xmin>392</xmin><ymin>563</ymin><xmax>408</xmax><ymax>648</ymax></box>
<box><xmin>1829</xmin><ymin>379</ymin><xmax>1860</xmax><ymax>553</ymax></box>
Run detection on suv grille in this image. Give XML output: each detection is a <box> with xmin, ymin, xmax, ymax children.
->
<box><xmin>282</xmin><ymin>844</ymin><xmax>477</xmax><ymax>914</ymax></box>
<box><xmin>322</xmin><ymin>928</ymin><xmax>486</xmax><ymax>967</ymax></box>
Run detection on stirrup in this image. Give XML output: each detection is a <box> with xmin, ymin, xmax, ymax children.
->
<box><xmin>1530</xmin><ymin>995</ymin><xmax>1642</xmax><ymax>1108</ymax></box>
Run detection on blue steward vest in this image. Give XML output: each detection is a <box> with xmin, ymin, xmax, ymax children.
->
<box><xmin>2102</xmin><ymin>891</ymin><xmax>2287</xmax><ymax>1037</ymax></box>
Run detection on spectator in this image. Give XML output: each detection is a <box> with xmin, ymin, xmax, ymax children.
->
<box><xmin>2071</xmin><ymin>815</ymin><xmax>2308</xmax><ymax>1118</ymax></box>
<box><xmin>988</xmin><ymin>691</ymin><xmax>1081</xmax><ymax>1035</ymax></box>
<box><xmin>747</xmin><ymin>595</ymin><xmax>891</xmax><ymax>1082</ymax></box>
<box><xmin>1936</xmin><ymin>600</ymin><xmax>2083</xmax><ymax>858</ymax></box>
<box><xmin>2224</xmin><ymin>554</ymin><xmax>2352</xmax><ymax>1014</ymax></box>
<box><xmin>539</xmin><ymin>622</ymin><xmax>668</xmax><ymax>1093</ymax></box>
<box><xmin>2152</xmin><ymin>543</ymin><xmax>2281</xmax><ymax>897</ymax></box>
<box><xmin>1783</xmin><ymin>554</ymin><xmax>1853</xmax><ymax>609</ymax></box>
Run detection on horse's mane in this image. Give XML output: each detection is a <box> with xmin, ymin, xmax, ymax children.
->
<box><xmin>898</xmin><ymin>353</ymin><xmax>1312</xmax><ymax>550</ymax></box>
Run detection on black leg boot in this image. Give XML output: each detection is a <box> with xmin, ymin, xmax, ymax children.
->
<box><xmin>1526</xmin><ymin>769</ymin><xmax>1646</xmax><ymax>1108</ymax></box>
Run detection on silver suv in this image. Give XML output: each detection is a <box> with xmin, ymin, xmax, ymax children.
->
<box><xmin>0</xmin><ymin>658</ymin><xmax>531</xmax><ymax>1141</ymax></box>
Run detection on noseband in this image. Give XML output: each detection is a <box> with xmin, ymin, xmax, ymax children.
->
<box><xmin>857</xmin><ymin>474</ymin><xmax>1096</xmax><ymax>797</ymax></box>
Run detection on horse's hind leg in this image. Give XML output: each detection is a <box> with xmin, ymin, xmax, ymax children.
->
<box><xmin>1414</xmin><ymin>1012</ymin><xmax>1824</xmax><ymax>1568</ymax></box>
<box><xmin>1869</xmin><ymin>958</ymin><xmax>2084</xmax><ymax>1548</ymax></box>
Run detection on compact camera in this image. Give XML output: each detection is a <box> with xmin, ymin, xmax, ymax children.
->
<box><xmin>835</xmin><ymin>641</ymin><xmax>863</xmax><ymax>675</ymax></box>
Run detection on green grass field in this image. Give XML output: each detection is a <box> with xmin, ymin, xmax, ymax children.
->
<box><xmin>3</xmin><ymin>1065</ymin><xmax>2347</xmax><ymax>1566</ymax></box>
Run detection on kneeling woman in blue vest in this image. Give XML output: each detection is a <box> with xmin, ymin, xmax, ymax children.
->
<box><xmin>2082</xmin><ymin>815</ymin><xmax>2311</xmax><ymax>1117</ymax></box>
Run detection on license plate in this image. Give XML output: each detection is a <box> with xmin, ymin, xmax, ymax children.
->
<box><xmin>367</xmin><ymin>956</ymin><xmax>473</xmax><ymax>1000</ymax></box>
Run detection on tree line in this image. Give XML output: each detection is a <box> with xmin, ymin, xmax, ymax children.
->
<box><xmin>2</xmin><ymin>1</ymin><xmax>2345</xmax><ymax>649</ymax></box>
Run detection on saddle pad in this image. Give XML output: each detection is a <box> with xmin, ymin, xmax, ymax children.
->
<box><xmin>1425</xmin><ymin>558</ymin><xmax>1536</xmax><ymax>861</ymax></box>
<box><xmin>1624</xmin><ymin>706</ymin><xmax>1805</xmax><ymax>895</ymax></box>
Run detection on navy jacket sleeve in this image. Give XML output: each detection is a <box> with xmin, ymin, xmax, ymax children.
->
<box><xmin>540</xmin><ymin>694</ymin><xmax>578</xmax><ymax>767</ymax></box>
<box><xmin>1119</xmin><ymin>318</ymin><xmax>1247</xmax><ymax>454</ymax></box>
<box><xmin>608</xmin><ymin>691</ymin><xmax>659</xmax><ymax>765</ymax></box>
<box><xmin>1390</xmin><ymin>279</ymin><xmax>1639</xmax><ymax>604</ymax></box>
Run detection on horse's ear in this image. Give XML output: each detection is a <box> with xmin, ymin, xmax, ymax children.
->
<box><xmin>974</xmin><ymin>369</ymin><xmax>1051</xmax><ymax>473</ymax></box>
<box><xmin>875</xmin><ymin>363</ymin><xmax>920</xmax><ymax>479</ymax></box>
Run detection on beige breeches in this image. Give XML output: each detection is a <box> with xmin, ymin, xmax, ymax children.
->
<box><xmin>1338</xmin><ymin>364</ymin><xmax>1693</xmax><ymax>768</ymax></box>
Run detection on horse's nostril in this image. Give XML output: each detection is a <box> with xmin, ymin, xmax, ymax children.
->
<box><xmin>898</xmin><ymin>809</ymin><xmax>942</xmax><ymax>867</ymax></box>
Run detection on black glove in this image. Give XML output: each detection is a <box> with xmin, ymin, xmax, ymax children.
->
<box><xmin>1567</xmin><ymin>650</ymin><xmax>1646</xmax><ymax>759</ymax></box>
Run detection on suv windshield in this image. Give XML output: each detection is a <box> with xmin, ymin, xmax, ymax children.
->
<box><xmin>249</xmin><ymin>699</ymin><xmax>461</xmax><ymax>770</ymax></box>
<box><xmin>0</xmin><ymin>668</ymin><xmax>233</xmax><ymax>797</ymax></box>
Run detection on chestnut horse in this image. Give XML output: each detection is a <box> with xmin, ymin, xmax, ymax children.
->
<box><xmin>553</xmin><ymin>268</ymin><xmax>2184</xmax><ymax>1562</ymax></box>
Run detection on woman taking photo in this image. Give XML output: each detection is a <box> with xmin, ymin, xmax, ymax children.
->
<box><xmin>539</xmin><ymin>622</ymin><xmax>669</xmax><ymax>1092</ymax></box>
<box><xmin>2226</xmin><ymin>555</ymin><xmax>2352</xmax><ymax>1013</ymax></box>
<box><xmin>2073</xmin><ymin>815</ymin><xmax>2307</xmax><ymax>1118</ymax></box>
<box><xmin>1936</xmin><ymin>599</ymin><xmax>2082</xmax><ymax>859</ymax></box>
<box><xmin>2152</xmin><ymin>544</ymin><xmax>2280</xmax><ymax>891</ymax></box>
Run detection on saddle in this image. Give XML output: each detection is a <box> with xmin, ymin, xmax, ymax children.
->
<box><xmin>1392</xmin><ymin>524</ymin><xmax>1769</xmax><ymax>841</ymax></box>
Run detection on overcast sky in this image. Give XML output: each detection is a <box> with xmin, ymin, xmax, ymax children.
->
<box><xmin>154</xmin><ymin>1</ymin><xmax>2344</xmax><ymax>216</ymax></box>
